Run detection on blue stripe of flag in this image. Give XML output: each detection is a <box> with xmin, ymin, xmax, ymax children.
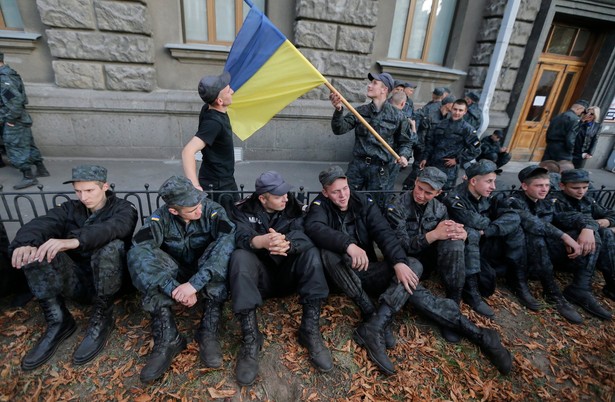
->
<box><xmin>225</xmin><ymin>4</ymin><xmax>286</xmax><ymax>91</ymax></box>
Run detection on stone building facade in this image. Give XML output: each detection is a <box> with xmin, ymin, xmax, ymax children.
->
<box><xmin>2</xmin><ymin>0</ymin><xmax>614</xmax><ymax>167</ymax></box>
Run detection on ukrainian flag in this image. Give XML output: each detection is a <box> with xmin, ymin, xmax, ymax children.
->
<box><xmin>225</xmin><ymin>0</ymin><xmax>327</xmax><ymax>141</ymax></box>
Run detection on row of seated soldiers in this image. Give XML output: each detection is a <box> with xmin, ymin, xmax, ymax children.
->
<box><xmin>3</xmin><ymin>160</ymin><xmax>613</xmax><ymax>386</ymax></box>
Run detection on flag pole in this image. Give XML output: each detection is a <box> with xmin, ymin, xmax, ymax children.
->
<box><xmin>324</xmin><ymin>81</ymin><xmax>400</xmax><ymax>161</ymax></box>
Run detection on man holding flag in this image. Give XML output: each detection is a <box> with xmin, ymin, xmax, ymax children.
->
<box><xmin>329</xmin><ymin>72</ymin><xmax>413</xmax><ymax>208</ymax></box>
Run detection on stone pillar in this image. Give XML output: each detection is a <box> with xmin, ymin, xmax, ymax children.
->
<box><xmin>294</xmin><ymin>0</ymin><xmax>378</xmax><ymax>102</ymax></box>
<box><xmin>38</xmin><ymin>0</ymin><xmax>156</xmax><ymax>91</ymax></box>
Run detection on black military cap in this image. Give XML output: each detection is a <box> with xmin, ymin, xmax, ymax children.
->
<box><xmin>492</xmin><ymin>129</ymin><xmax>504</xmax><ymax>139</ymax></box>
<box><xmin>255</xmin><ymin>171</ymin><xmax>292</xmax><ymax>195</ymax></box>
<box><xmin>441</xmin><ymin>95</ymin><xmax>455</xmax><ymax>105</ymax></box>
<box><xmin>63</xmin><ymin>165</ymin><xmax>107</xmax><ymax>184</ymax></box>
<box><xmin>394</xmin><ymin>80</ymin><xmax>417</xmax><ymax>89</ymax></box>
<box><xmin>432</xmin><ymin>87</ymin><xmax>444</xmax><ymax>96</ymax></box>
<box><xmin>466</xmin><ymin>159</ymin><xmax>497</xmax><ymax>179</ymax></box>
<box><xmin>159</xmin><ymin>175</ymin><xmax>205</xmax><ymax>207</ymax></box>
<box><xmin>319</xmin><ymin>165</ymin><xmax>347</xmax><ymax>187</ymax></box>
<box><xmin>560</xmin><ymin>169</ymin><xmax>590</xmax><ymax>183</ymax></box>
<box><xmin>198</xmin><ymin>71</ymin><xmax>231</xmax><ymax>104</ymax></box>
<box><xmin>442</xmin><ymin>87</ymin><xmax>452</xmax><ymax>95</ymax></box>
<box><xmin>572</xmin><ymin>99</ymin><xmax>589</xmax><ymax>109</ymax></box>
<box><xmin>518</xmin><ymin>165</ymin><xmax>549</xmax><ymax>183</ymax></box>
<box><xmin>417</xmin><ymin>167</ymin><xmax>447</xmax><ymax>190</ymax></box>
<box><xmin>368</xmin><ymin>72</ymin><xmax>394</xmax><ymax>92</ymax></box>
<box><xmin>466</xmin><ymin>91</ymin><xmax>480</xmax><ymax>102</ymax></box>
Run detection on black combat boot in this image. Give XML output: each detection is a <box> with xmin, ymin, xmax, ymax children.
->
<box><xmin>541</xmin><ymin>276</ymin><xmax>583</xmax><ymax>324</ymax></box>
<box><xmin>441</xmin><ymin>288</ymin><xmax>462</xmax><ymax>343</ymax></box>
<box><xmin>0</xmin><ymin>155</ymin><xmax>5</xmax><ymax>167</ymax></box>
<box><xmin>353</xmin><ymin>292</ymin><xmax>396</xmax><ymax>350</ymax></box>
<box><xmin>508</xmin><ymin>267</ymin><xmax>541</xmax><ymax>311</ymax></box>
<box><xmin>460</xmin><ymin>316</ymin><xmax>512</xmax><ymax>375</ymax></box>
<box><xmin>22</xmin><ymin>297</ymin><xmax>76</xmax><ymax>370</ymax></box>
<box><xmin>196</xmin><ymin>300</ymin><xmax>223</xmax><ymax>368</ymax></box>
<box><xmin>297</xmin><ymin>300</ymin><xmax>333</xmax><ymax>372</ymax></box>
<box><xmin>462</xmin><ymin>274</ymin><xmax>494</xmax><ymax>318</ymax></box>
<box><xmin>352</xmin><ymin>303</ymin><xmax>396</xmax><ymax>375</ymax></box>
<box><xmin>235</xmin><ymin>309</ymin><xmax>264</xmax><ymax>386</ymax></box>
<box><xmin>73</xmin><ymin>295</ymin><xmax>115</xmax><ymax>364</ymax></box>
<box><xmin>564</xmin><ymin>264</ymin><xmax>611</xmax><ymax>320</ymax></box>
<box><xmin>601</xmin><ymin>268</ymin><xmax>615</xmax><ymax>301</ymax></box>
<box><xmin>13</xmin><ymin>168</ymin><xmax>38</xmax><ymax>190</ymax></box>
<box><xmin>35</xmin><ymin>162</ymin><xmax>50</xmax><ymax>177</ymax></box>
<box><xmin>140</xmin><ymin>307</ymin><xmax>187</xmax><ymax>383</ymax></box>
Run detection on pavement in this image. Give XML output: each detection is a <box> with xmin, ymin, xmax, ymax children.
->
<box><xmin>1</xmin><ymin>156</ymin><xmax>614</xmax><ymax>194</ymax></box>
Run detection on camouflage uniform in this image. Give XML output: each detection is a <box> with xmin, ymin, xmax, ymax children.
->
<box><xmin>386</xmin><ymin>189</ymin><xmax>465</xmax><ymax>300</ymax></box>
<box><xmin>332</xmin><ymin>100</ymin><xmax>412</xmax><ymax>208</ymax></box>
<box><xmin>423</xmin><ymin>117</ymin><xmax>481</xmax><ymax>191</ymax></box>
<box><xmin>0</xmin><ymin>64</ymin><xmax>44</xmax><ymax>171</ymax></box>
<box><xmin>404</xmin><ymin>101</ymin><xmax>443</xmax><ymax>188</ymax></box>
<box><xmin>464</xmin><ymin>102</ymin><xmax>483</xmax><ymax>131</ymax></box>
<box><xmin>479</xmin><ymin>136</ymin><xmax>511</xmax><ymax>168</ymax></box>
<box><xmin>542</xmin><ymin>110</ymin><xmax>580</xmax><ymax>161</ymax></box>
<box><xmin>128</xmin><ymin>197</ymin><xmax>235</xmax><ymax>312</ymax></box>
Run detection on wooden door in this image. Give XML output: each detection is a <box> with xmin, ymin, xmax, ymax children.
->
<box><xmin>510</xmin><ymin>60</ymin><xmax>583</xmax><ymax>161</ymax></box>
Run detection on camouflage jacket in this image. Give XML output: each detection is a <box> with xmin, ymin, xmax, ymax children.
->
<box><xmin>386</xmin><ymin>190</ymin><xmax>449</xmax><ymax>255</ymax></box>
<box><xmin>423</xmin><ymin>117</ymin><xmax>480</xmax><ymax>167</ymax></box>
<box><xmin>552</xmin><ymin>191</ymin><xmax>615</xmax><ymax>232</ymax></box>
<box><xmin>464</xmin><ymin>103</ymin><xmax>482</xmax><ymax>131</ymax></box>
<box><xmin>498</xmin><ymin>190</ymin><xmax>564</xmax><ymax>240</ymax></box>
<box><xmin>130</xmin><ymin>198</ymin><xmax>235</xmax><ymax>292</ymax></box>
<box><xmin>332</xmin><ymin>101</ymin><xmax>412</xmax><ymax>164</ymax></box>
<box><xmin>444</xmin><ymin>183</ymin><xmax>520</xmax><ymax>237</ymax></box>
<box><xmin>0</xmin><ymin>64</ymin><xmax>31</xmax><ymax>125</ymax></box>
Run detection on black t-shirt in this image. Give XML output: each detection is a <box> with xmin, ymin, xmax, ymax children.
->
<box><xmin>195</xmin><ymin>104</ymin><xmax>235</xmax><ymax>183</ymax></box>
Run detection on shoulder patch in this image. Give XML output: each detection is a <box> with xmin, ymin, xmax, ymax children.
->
<box><xmin>312</xmin><ymin>200</ymin><xmax>321</xmax><ymax>206</ymax></box>
<box><xmin>150</xmin><ymin>214</ymin><xmax>160</xmax><ymax>221</ymax></box>
<box><xmin>211</xmin><ymin>211</ymin><xmax>218</xmax><ymax>218</ymax></box>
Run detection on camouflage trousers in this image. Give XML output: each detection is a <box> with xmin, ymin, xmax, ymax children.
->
<box><xmin>2</xmin><ymin>122</ymin><xmax>43</xmax><ymax>171</ymax></box>
<box><xmin>347</xmin><ymin>157</ymin><xmax>398</xmax><ymax>209</ymax></box>
<box><xmin>320</xmin><ymin>249</ymin><xmax>470</xmax><ymax>329</ymax></box>
<box><xmin>413</xmin><ymin>239</ymin><xmax>465</xmax><ymax>295</ymax></box>
<box><xmin>22</xmin><ymin>239</ymin><xmax>125</xmax><ymax>302</ymax></box>
<box><xmin>128</xmin><ymin>247</ymin><xmax>228</xmax><ymax>313</ymax></box>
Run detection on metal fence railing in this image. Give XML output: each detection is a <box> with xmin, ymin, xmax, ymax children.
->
<box><xmin>1</xmin><ymin>183</ymin><xmax>614</xmax><ymax>230</ymax></box>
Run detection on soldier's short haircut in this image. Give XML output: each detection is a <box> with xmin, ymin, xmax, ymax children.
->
<box><xmin>453</xmin><ymin>98</ymin><xmax>468</xmax><ymax>108</ymax></box>
<box><xmin>523</xmin><ymin>173</ymin><xmax>550</xmax><ymax>185</ymax></box>
<box><xmin>538</xmin><ymin>160</ymin><xmax>560</xmax><ymax>173</ymax></box>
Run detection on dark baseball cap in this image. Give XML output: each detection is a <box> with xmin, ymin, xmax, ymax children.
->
<box><xmin>198</xmin><ymin>71</ymin><xmax>231</xmax><ymax>104</ymax></box>
<box><xmin>417</xmin><ymin>167</ymin><xmax>447</xmax><ymax>190</ymax></box>
<box><xmin>319</xmin><ymin>165</ymin><xmax>347</xmax><ymax>187</ymax></box>
<box><xmin>492</xmin><ymin>129</ymin><xmax>504</xmax><ymax>139</ymax></box>
<box><xmin>433</xmin><ymin>87</ymin><xmax>444</xmax><ymax>96</ymax></box>
<box><xmin>368</xmin><ymin>72</ymin><xmax>394</xmax><ymax>93</ymax></box>
<box><xmin>159</xmin><ymin>175</ymin><xmax>205</xmax><ymax>207</ymax></box>
<box><xmin>441</xmin><ymin>95</ymin><xmax>455</xmax><ymax>105</ymax></box>
<box><xmin>572</xmin><ymin>99</ymin><xmax>589</xmax><ymax>109</ymax></box>
<box><xmin>466</xmin><ymin>159</ymin><xmax>497</xmax><ymax>179</ymax></box>
<box><xmin>466</xmin><ymin>91</ymin><xmax>480</xmax><ymax>102</ymax></box>
<box><xmin>394</xmin><ymin>80</ymin><xmax>417</xmax><ymax>89</ymax></box>
<box><xmin>518</xmin><ymin>165</ymin><xmax>549</xmax><ymax>183</ymax></box>
<box><xmin>255</xmin><ymin>171</ymin><xmax>292</xmax><ymax>196</ymax></box>
<box><xmin>63</xmin><ymin>165</ymin><xmax>107</xmax><ymax>184</ymax></box>
<box><xmin>560</xmin><ymin>169</ymin><xmax>590</xmax><ymax>183</ymax></box>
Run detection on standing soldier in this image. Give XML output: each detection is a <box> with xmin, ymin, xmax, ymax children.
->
<box><xmin>228</xmin><ymin>171</ymin><xmax>331</xmax><ymax>386</ymax></box>
<box><xmin>421</xmin><ymin>99</ymin><xmax>481</xmax><ymax>191</ymax></box>
<box><xmin>542</xmin><ymin>100</ymin><xmax>589</xmax><ymax>162</ymax></box>
<box><xmin>329</xmin><ymin>72</ymin><xmax>412</xmax><ymax>208</ymax></box>
<box><xmin>128</xmin><ymin>176</ymin><xmax>235</xmax><ymax>383</ymax></box>
<box><xmin>10</xmin><ymin>165</ymin><xmax>137</xmax><ymax>370</ymax></box>
<box><xmin>464</xmin><ymin>91</ymin><xmax>483</xmax><ymax>132</ymax></box>
<box><xmin>0</xmin><ymin>52</ymin><xmax>50</xmax><ymax>189</ymax></box>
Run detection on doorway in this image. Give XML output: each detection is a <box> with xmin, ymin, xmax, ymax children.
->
<box><xmin>510</xmin><ymin>23</ymin><xmax>596</xmax><ymax>161</ymax></box>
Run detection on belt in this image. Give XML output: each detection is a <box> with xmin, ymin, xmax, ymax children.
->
<box><xmin>361</xmin><ymin>156</ymin><xmax>387</xmax><ymax>166</ymax></box>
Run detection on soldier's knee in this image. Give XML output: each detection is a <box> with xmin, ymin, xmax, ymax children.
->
<box><xmin>408</xmin><ymin>257</ymin><xmax>423</xmax><ymax>278</ymax></box>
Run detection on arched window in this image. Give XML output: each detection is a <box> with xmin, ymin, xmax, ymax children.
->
<box><xmin>388</xmin><ymin>0</ymin><xmax>457</xmax><ymax>65</ymax></box>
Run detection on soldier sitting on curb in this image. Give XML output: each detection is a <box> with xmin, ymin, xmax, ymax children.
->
<box><xmin>306</xmin><ymin>166</ymin><xmax>512</xmax><ymax>376</ymax></box>
<box><xmin>128</xmin><ymin>176</ymin><xmax>235</xmax><ymax>383</ymax></box>
<box><xmin>10</xmin><ymin>165</ymin><xmax>137</xmax><ymax>370</ymax></box>
<box><xmin>228</xmin><ymin>171</ymin><xmax>332</xmax><ymax>387</ymax></box>
<box><xmin>551</xmin><ymin>169</ymin><xmax>614</xmax><ymax>320</ymax></box>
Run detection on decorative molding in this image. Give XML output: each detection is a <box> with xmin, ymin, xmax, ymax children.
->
<box><xmin>165</xmin><ymin>43</ymin><xmax>230</xmax><ymax>64</ymax></box>
<box><xmin>377</xmin><ymin>60</ymin><xmax>467</xmax><ymax>83</ymax></box>
<box><xmin>0</xmin><ymin>31</ymin><xmax>41</xmax><ymax>53</ymax></box>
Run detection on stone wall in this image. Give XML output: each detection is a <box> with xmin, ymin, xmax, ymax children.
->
<box><xmin>37</xmin><ymin>0</ymin><xmax>156</xmax><ymax>92</ymax></box>
<box><xmin>465</xmin><ymin>0</ymin><xmax>542</xmax><ymax>116</ymax></box>
<box><xmin>294</xmin><ymin>0</ymin><xmax>378</xmax><ymax>103</ymax></box>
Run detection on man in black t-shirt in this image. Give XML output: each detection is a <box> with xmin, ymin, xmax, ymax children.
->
<box><xmin>182</xmin><ymin>71</ymin><xmax>238</xmax><ymax>211</ymax></box>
